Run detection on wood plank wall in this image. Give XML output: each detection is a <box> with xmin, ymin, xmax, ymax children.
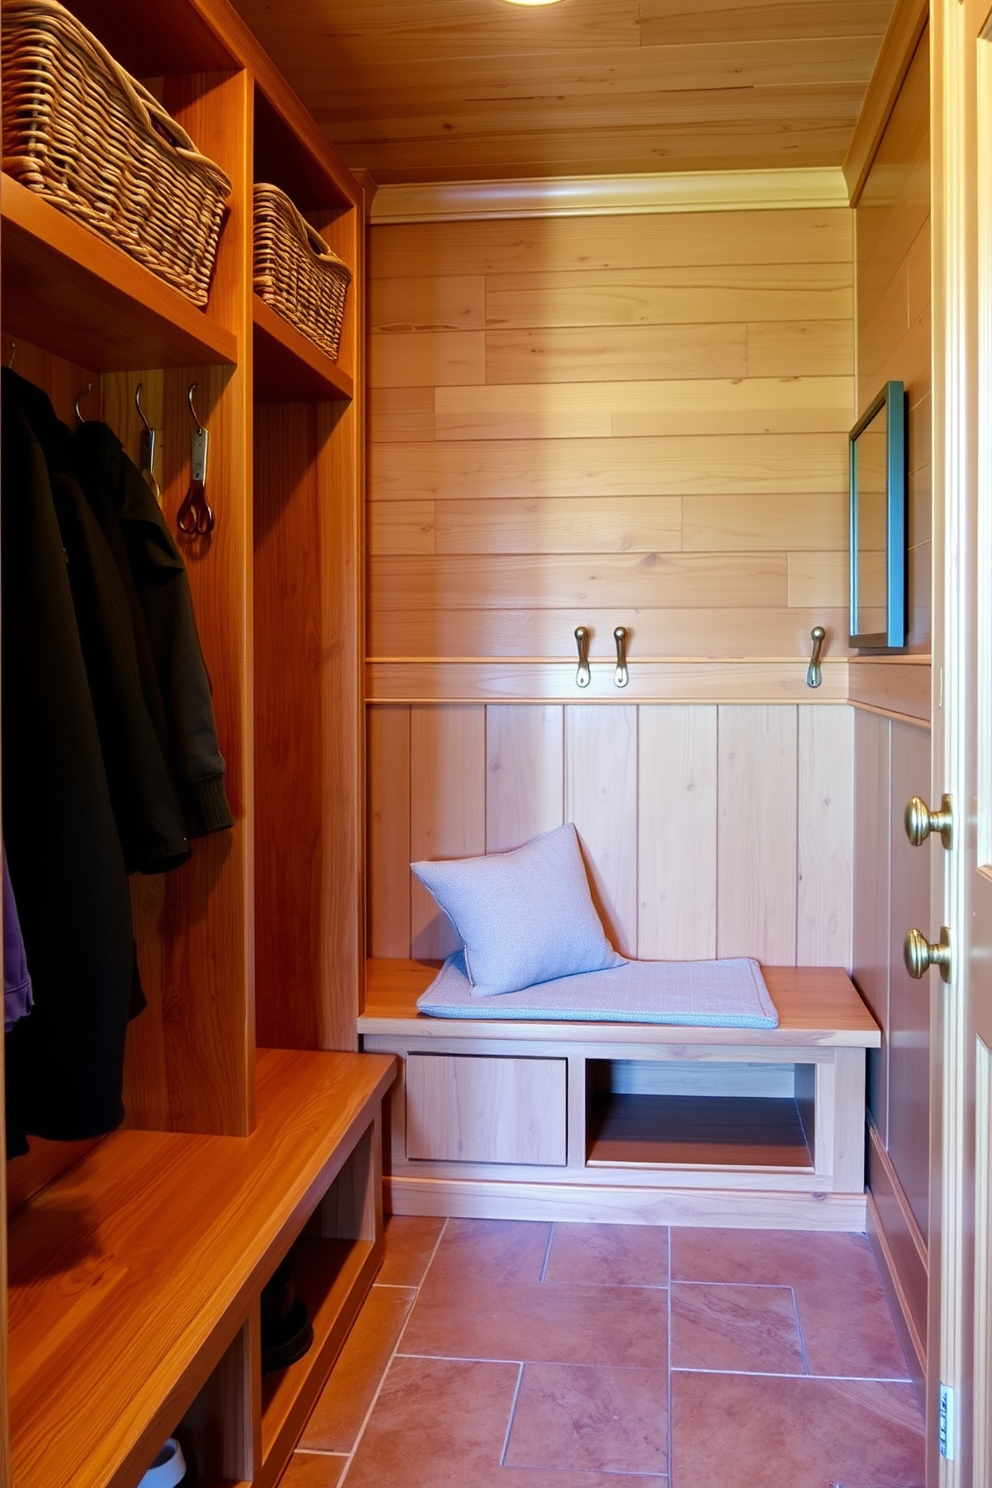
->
<box><xmin>850</xmin><ymin>24</ymin><xmax>931</xmax><ymax>1382</ymax></box>
<box><xmin>853</xmin><ymin>26</ymin><xmax>932</xmax><ymax>685</ymax></box>
<box><xmin>369</xmin><ymin>702</ymin><xmax>853</xmax><ymax>971</ymax></box>
<box><xmin>367</xmin><ymin>205</ymin><xmax>857</xmax><ymax>691</ymax></box>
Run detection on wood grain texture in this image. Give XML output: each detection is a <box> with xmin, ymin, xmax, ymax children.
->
<box><xmin>717</xmin><ymin>705</ymin><xmax>799</xmax><ymax>962</ymax></box>
<box><xmin>405</xmin><ymin>1054</ymin><xmax>567</xmax><ymax>1165</ymax></box>
<box><xmin>7</xmin><ymin>1049</ymin><xmax>394</xmax><ymax>1488</ymax></box>
<box><xmin>564</xmin><ymin>706</ymin><xmax>639</xmax><ymax>955</ymax></box>
<box><xmin>369</xmin><ymin>211</ymin><xmax>855</xmax><ymax>279</ymax></box>
<box><xmin>485</xmin><ymin>264</ymin><xmax>853</xmax><ymax>330</ymax></box>
<box><xmin>409</xmin><ymin>706</ymin><xmax>487</xmax><ymax>958</ymax></box>
<box><xmin>362</xmin><ymin>960</ymin><xmax>883</xmax><ymax>1047</ymax></box>
<box><xmin>124</xmin><ymin>68</ymin><xmax>256</xmax><ymax>1136</ymax></box>
<box><xmin>638</xmin><ymin>705</ymin><xmax>718</xmax><ymax>959</ymax></box>
<box><xmin>370</xmin><ymin>432</ymin><xmax>848</xmax><ymax>500</ymax></box>
<box><xmin>855</xmin><ymin>27</ymin><xmax>932</xmax><ymax>673</ymax></box>
<box><xmin>229</xmin><ymin>1</ymin><xmax>889</xmax><ymax>184</ymax></box>
<box><xmin>437</xmin><ymin>378</ymin><xmax>851</xmax><ymax>438</ymax></box>
<box><xmin>797</xmin><ymin>705</ymin><xmax>854</xmax><ymax>967</ymax></box>
<box><xmin>366</xmin><ymin>660</ymin><xmax>849</xmax><ymax>705</ymax></box>
<box><xmin>368</xmin><ymin>702</ymin><xmax>851</xmax><ymax>963</ymax></box>
<box><xmin>485</xmin><ymin>705</ymin><xmax>564</xmax><ymax>851</ymax></box>
<box><xmin>867</xmin><ymin>1122</ymin><xmax>928</xmax><ymax>1363</ymax></box>
<box><xmin>852</xmin><ymin>708</ymin><xmax>891</xmax><ymax>1139</ymax></box>
<box><xmin>368</xmin><ymin>707</ymin><xmax>412</xmax><ymax>959</ymax></box>
<box><xmin>365</xmin><ymin>204</ymin><xmax>858</xmax><ymax>684</ymax></box>
<box><xmin>885</xmin><ymin>719</ymin><xmax>932</xmax><ymax>1240</ymax></box>
<box><xmin>433</xmin><ymin>497</ymin><xmax>682</xmax><ymax>554</ymax></box>
<box><xmin>368</xmin><ymin>605</ymin><xmax>852</xmax><ymax>660</ymax></box>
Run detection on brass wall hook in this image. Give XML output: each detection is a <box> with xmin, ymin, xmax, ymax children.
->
<box><xmin>574</xmin><ymin>626</ymin><xmax>591</xmax><ymax>688</ymax></box>
<box><xmin>613</xmin><ymin>626</ymin><xmax>629</xmax><ymax>688</ymax></box>
<box><xmin>806</xmin><ymin>626</ymin><xmax>826</xmax><ymax>688</ymax></box>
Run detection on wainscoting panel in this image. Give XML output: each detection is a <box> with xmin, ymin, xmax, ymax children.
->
<box><xmin>369</xmin><ymin>702</ymin><xmax>853</xmax><ymax>969</ymax></box>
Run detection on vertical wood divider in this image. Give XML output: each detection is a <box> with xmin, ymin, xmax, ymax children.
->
<box><xmin>125</xmin><ymin>67</ymin><xmax>256</xmax><ymax>1135</ymax></box>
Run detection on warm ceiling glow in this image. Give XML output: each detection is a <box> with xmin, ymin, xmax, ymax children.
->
<box><xmin>500</xmin><ymin>0</ymin><xmax>566</xmax><ymax>6</ymax></box>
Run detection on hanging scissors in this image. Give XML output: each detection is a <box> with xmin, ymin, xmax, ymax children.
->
<box><xmin>177</xmin><ymin>383</ymin><xmax>215</xmax><ymax>536</ymax></box>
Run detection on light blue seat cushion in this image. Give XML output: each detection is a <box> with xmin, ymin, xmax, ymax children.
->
<box><xmin>410</xmin><ymin>823</ymin><xmax>625</xmax><ymax>996</ymax></box>
<box><xmin>417</xmin><ymin>951</ymin><xmax>779</xmax><ymax>1029</ymax></box>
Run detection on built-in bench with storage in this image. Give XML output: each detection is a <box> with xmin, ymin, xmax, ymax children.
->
<box><xmin>360</xmin><ymin>961</ymin><xmax>881</xmax><ymax>1231</ymax></box>
<box><xmin>6</xmin><ymin>1049</ymin><xmax>396</xmax><ymax>1488</ymax></box>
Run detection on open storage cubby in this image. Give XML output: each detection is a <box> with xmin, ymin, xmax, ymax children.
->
<box><xmin>1</xmin><ymin>0</ymin><xmax>377</xmax><ymax>1479</ymax></box>
<box><xmin>585</xmin><ymin>1059</ymin><xmax>815</xmax><ymax>1169</ymax></box>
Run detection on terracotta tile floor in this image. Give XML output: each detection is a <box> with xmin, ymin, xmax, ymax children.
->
<box><xmin>279</xmin><ymin>1216</ymin><xmax>925</xmax><ymax>1488</ymax></box>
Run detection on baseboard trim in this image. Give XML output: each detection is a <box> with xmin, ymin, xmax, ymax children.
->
<box><xmin>385</xmin><ymin>1174</ymin><xmax>867</xmax><ymax>1230</ymax></box>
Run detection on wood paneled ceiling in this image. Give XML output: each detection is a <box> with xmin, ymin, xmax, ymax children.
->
<box><xmin>231</xmin><ymin>0</ymin><xmax>896</xmax><ymax>185</ymax></box>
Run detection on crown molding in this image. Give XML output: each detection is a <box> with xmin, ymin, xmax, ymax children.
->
<box><xmin>369</xmin><ymin>166</ymin><xmax>851</xmax><ymax>225</ymax></box>
<box><xmin>843</xmin><ymin>0</ymin><xmax>929</xmax><ymax>206</ymax></box>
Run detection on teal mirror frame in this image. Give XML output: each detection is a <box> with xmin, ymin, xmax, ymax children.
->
<box><xmin>849</xmin><ymin>379</ymin><xmax>907</xmax><ymax>649</ymax></box>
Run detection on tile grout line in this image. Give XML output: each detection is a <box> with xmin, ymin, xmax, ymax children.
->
<box><xmin>336</xmin><ymin>1218</ymin><xmax>450</xmax><ymax>1484</ymax></box>
<box><xmin>669</xmin><ymin>1367</ymin><xmax>916</xmax><ymax>1382</ymax></box>
<box><xmin>498</xmin><ymin>1362</ymin><xmax>526</xmax><ymax>1467</ymax></box>
<box><xmin>539</xmin><ymin>1220</ymin><xmax>555</xmax><ymax>1283</ymax></box>
<box><xmin>791</xmin><ymin>1284</ymin><xmax>813</xmax><ymax>1376</ymax></box>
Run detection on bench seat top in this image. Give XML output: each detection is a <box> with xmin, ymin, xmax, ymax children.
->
<box><xmin>362</xmin><ymin>959</ymin><xmax>881</xmax><ymax>1049</ymax></box>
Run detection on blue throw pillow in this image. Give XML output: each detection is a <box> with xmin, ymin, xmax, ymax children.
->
<box><xmin>411</xmin><ymin>823</ymin><xmax>625</xmax><ymax>996</ymax></box>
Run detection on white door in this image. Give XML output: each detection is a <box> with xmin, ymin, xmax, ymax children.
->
<box><xmin>929</xmin><ymin>1</ymin><xmax>992</xmax><ymax>1481</ymax></box>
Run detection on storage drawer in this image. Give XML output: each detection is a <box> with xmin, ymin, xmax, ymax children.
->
<box><xmin>405</xmin><ymin>1053</ymin><xmax>567</xmax><ymax>1165</ymax></box>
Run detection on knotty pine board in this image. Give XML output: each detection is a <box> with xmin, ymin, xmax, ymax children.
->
<box><xmin>368</xmin><ymin>702</ymin><xmax>853</xmax><ymax>969</ymax></box>
<box><xmin>367</xmin><ymin>205</ymin><xmax>855</xmax><ymax>679</ymax></box>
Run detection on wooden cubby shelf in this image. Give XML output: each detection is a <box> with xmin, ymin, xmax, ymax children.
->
<box><xmin>252</xmin><ymin>295</ymin><xmax>354</xmax><ymax>403</ymax></box>
<box><xmin>360</xmin><ymin>961</ymin><xmax>881</xmax><ymax>1229</ymax></box>
<box><xmin>6</xmin><ymin>1050</ymin><xmax>395</xmax><ymax>1488</ymax></box>
<box><xmin>0</xmin><ymin>175</ymin><xmax>239</xmax><ymax>372</ymax></box>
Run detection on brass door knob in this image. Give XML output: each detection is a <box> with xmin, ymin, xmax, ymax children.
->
<box><xmin>904</xmin><ymin>925</ymin><xmax>951</xmax><ymax>982</ymax></box>
<box><xmin>905</xmin><ymin>793</ymin><xmax>953</xmax><ymax>849</ymax></box>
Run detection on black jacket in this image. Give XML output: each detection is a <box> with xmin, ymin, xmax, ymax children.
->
<box><xmin>73</xmin><ymin>420</ymin><xmax>234</xmax><ymax>838</ymax></box>
<box><xmin>2</xmin><ymin>374</ymin><xmax>141</xmax><ymax>1152</ymax></box>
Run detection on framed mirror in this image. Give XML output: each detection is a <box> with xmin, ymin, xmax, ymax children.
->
<box><xmin>849</xmin><ymin>380</ymin><xmax>907</xmax><ymax>649</ymax></box>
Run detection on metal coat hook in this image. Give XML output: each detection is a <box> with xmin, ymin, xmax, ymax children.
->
<box><xmin>134</xmin><ymin>382</ymin><xmax>159</xmax><ymax>498</ymax></box>
<box><xmin>574</xmin><ymin>626</ymin><xmax>591</xmax><ymax>688</ymax></box>
<box><xmin>177</xmin><ymin>381</ymin><xmax>214</xmax><ymax>536</ymax></box>
<box><xmin>806</xmin><ymin>626</ymin><xmax>826</xmax><ymax>689</ymax></box>
<box><xmin>613</xmin><ymin>626</ymin><xmax>629</xmax><ymax>688</ymax></box>
<box><xmin>74</xmin><ymin>381</ymin><xmax>94</xmax><ymax>423</ymax></box>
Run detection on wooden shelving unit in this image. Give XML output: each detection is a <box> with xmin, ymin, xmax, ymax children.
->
<box><xmin>6</xmin><ymin>1052</ymin><xmax>394</xmax><ymax>1488</ymax></box>
<box><xmin>360</xmin><ymin>961</ymin><xmax>880</xmax><ymax>1228</ymax></box>
<box><xmin>1</xmin><ymin>0</ymin><xmax>374</xmax><ymax>1480</ymax></box>
<box><xmin>253</xmin><ymin>295</ymin><xmax>354</xmax><ymax>403</ymax></box>
<box><xmin>1</xmin><ymin>176</ymin><xmax>239</xmax><ymax>370</ymax></box>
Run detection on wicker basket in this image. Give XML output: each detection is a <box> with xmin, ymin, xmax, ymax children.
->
<box><xmin>253</xmin><ymin>183</ymin><xmax>351</xmax><ymax>362</ymax></box>
<box><xmin>2</xmin><ymin>0</ymin><xmax>232</xmax><ymax>307</ymax></box>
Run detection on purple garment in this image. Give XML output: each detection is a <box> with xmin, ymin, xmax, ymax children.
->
<box><xmin>4</xmin><ymin>846</ymin><xmax>33</xmax><ymax>1031</ymax></box>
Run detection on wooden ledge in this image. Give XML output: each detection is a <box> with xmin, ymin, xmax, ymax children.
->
<box><xmin>7</xmin><ymin>1048</ymin><xmax>396</xmax><ymax>1488</ymax></box>
<box><xmin>361</xmin><ymin>959</ymin><xmax>880</xmax><ymax>1049</ymax></box>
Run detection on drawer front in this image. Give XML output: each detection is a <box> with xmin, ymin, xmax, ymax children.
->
<box><xmin>405</xmin><ymin>1053</ymin><xmax>567</xmax><ymax>1165</ymax></box>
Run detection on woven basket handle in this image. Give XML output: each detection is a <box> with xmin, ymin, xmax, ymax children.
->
<box><xmin>9</xmin><ymin>0</ymin><xmax>232</xmax><ymax>188</ymax></box>
<box><xmin>287</xmin><ymin>195</ymin><xmax>337</xmax><ymax>263</ymax></box>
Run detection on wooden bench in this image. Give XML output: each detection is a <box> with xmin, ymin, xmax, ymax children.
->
<box><xmin>7</xmin><ymin>1048</ymin><xmax>396</xmax><ymax>1488</ymax></box>
<box><xmin>360</xmin><ymin>960</ymin><xmax>880</xmax><ymax>1231</ymax></box>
